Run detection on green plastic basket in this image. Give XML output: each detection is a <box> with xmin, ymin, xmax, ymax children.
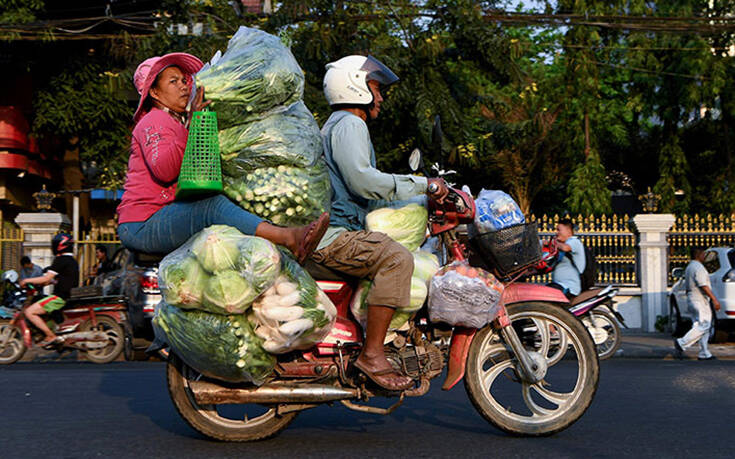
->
<box><xmin>176</xmin><ymin>110</ymin><xmax>223</xmax><ymax>199</ymax></box>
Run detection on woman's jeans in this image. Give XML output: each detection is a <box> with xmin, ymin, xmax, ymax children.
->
<box><xmin>118</xmin><ymin>195</ymin><xmax>264</xmax><ymax>254</ymax></box>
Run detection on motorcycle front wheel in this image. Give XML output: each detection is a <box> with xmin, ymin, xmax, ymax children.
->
<box><xmin>465</xmin><ymin>302</ymin><xmax>599</xmax><ymax>436</ymax></box>
<box><xmin>0</xmin><ymin>322</ymin><xmax>26</xmax><ymax>364</ymax></box>
<box><xmin>166</xmin><ymin>353</ymin><xmax>298</xmax><ymax>442</ymax></box>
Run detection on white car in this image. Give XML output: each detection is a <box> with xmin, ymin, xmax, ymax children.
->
<box><xmin>669</xmin><ymin>247</ymin><xmax>735</xmax><ymax>342</ymax></box>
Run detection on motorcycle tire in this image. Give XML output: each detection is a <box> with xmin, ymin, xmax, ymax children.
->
<box><xmin>587</xmin><ymin>309</ymin><xmax>621</xmax><ymax>360</ymax></box>
<box><xmin>80</xmin><ymin>316</ymin><xmax>125</xmax><ymax>364</ymax></box>
<box><xmin>0</xmin><ymin>321</ymin><xmax>26</xmax><ymax>364</ymax></box>
<box><xmin>465</xmin><ymin>302</ymin><xmax>599</xmax><ymax>436</ymax></box>
<box><xmin>166</xmin><ymin>353</ymin><xmax>298</xmax><ymax>442</ymax></box>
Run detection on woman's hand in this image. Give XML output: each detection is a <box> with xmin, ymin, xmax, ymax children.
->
<box><xmin>189</xmin><ymin>86</ymin><xmax>212</xmax><ymax>114</ymax></box>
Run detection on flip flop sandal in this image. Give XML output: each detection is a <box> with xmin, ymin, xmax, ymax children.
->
<box><xmin>353</xmin><ymin>360</ymin><xmax>413</xmax><ymax>391</ymax></box>
<box><xmin>296</xmin><ymin>212</ymin><xmax>330</xmax><ymax>264</ymax></box>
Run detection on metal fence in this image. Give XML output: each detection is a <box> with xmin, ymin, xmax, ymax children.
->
<box><xmin>527</xmin><ymin>214</ymin><xmax>639</xmax><ymax>287</ymax></box>
<box><xmin>668</xmin><ymin>214</ymin><xmax>735</xmax><ymax>285</ymax></box>
<box><xmin>0</xmin><ymin>224</ymin><xmax>24</xmax><ymax>272</ymax></box>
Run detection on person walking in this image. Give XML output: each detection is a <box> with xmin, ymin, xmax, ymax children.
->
<box><xmin>673</xmin><ymin>247</ymin><xmax>721</xmax><ymax>360</ymax></box>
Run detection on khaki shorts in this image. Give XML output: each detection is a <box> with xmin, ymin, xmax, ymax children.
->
<box><xmin>311</xmin><ymin>230</ymin><xmax>414</xmax><ymax>308</ymax></box>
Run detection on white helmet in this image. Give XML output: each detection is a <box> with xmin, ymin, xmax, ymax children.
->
<box><xmin>2</xmin><ymin>269</ymin><xmax>18</xmax><ymax>284</ymax></box>
<box><xmin>323</xmin><ymin>55</ymin><xmax>399</xmax><ymax>106</ymax></box>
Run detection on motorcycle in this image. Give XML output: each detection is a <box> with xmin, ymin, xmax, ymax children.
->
<box><xmin>536</xmin><ymin>241</ymin><xmax>627</xmax><ymax>360</ymax></box>
<box><xmin>162</xmin><ymin>146</ymin><xmax>599</xmax><ymax>440</ymax></box>
<box><xmin>0</xmin><ymin>270</ymin><xmax>129</xmax><ymax>364</ymax></box>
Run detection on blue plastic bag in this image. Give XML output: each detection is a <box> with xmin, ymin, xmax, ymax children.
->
<box><xmin>474</xmin><ymin>189</ymin><xmax>525</xmax><ymax>233</ymax></box>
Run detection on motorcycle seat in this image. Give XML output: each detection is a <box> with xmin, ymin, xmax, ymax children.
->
<box><xmin>569</xmin><ymin>288</ymin><xmax>602</xmax><ymax>306</ymax></box>
<box><xmin>132</xmin><ymin>251</ymin><xmax>166</xmax><ymax>267</ymax></box>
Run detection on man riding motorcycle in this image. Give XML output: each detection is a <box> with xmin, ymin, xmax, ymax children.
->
<box><xmin>18</xmin><ymin>233</ymin><xmax>80</xmax><ymax>347</ymax></box>
<box><xmin>309</xmin><ymin>55</ymin><xmax>448</xmax><ymax>391</ymax></box>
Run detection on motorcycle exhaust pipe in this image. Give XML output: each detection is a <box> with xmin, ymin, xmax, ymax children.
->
<box><xmin>189</xmin><ymin>380</ymin><xmax>359</xmax><ymax>405</ymax></box>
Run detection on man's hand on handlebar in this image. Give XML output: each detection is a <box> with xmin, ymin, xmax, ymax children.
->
<box><xmin>427</xmin><ymin>178</ymin><xmax>449</xmax><ymax>204</ymax></box>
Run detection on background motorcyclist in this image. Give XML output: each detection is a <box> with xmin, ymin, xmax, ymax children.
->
<box><xmin>18</xmin><ymin>233</ymin><xmax>80</xmax><ymax>347</ymax></box>
<box><xmin>548</xmin><ymin>218</ymin><xmax>585</xmax><ymax>299</ymax></box>
<box><xmin>310</xmin><ymin>55</ymin><xmax>448</xmax><ymax>391</ymax></box>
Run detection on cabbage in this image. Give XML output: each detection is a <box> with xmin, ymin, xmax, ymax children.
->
<box><xmin>408</xmin><ymin>277</ymin><xmax>428</xmax><ymax>312</ymax></box>
<box><xmin>153</xmin><ymin>302</ymin><xmax>275</xmax><ymax>384</ymax></box>
<box><xmin>389</xmin><ymin>310</ymin><xmax>414</xmax><ymax>330</ymax></box>
<box><xmin>413</xmin><ymin>250</ymin><xmax>440</xmax><ymax>283</ymax></box>
<box><xmin>202</xmin><ymin>270</ymin><xmax>257</xmax><ymax>314</ymax></box>
<box><xmin>191</xmin><ymin>225</ymin><xmax>243</xmax><ymax>273</ymax></box>
<box><xmin>236</xmin><ymin>236</ymin><xmax>281</xmax><ymax>291</ymax></box>
<box><xmin>365</xmin><ymin>204</ymin><xmax>428</xmax><ymax>251</ymax></box>
<box><xmin>161</xmin><ymin>256</ymin><xmax>210</xmax><ymax>309</ymax></box>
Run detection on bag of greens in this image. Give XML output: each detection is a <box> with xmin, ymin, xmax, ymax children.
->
<box><xmin>153</xmin><ymin>301</ymin><xmax>275</xmax><ymax>384</ymax></box>
<box><xmin>365</xmin><ymin>204</ymin><xmax>428</xmax><ymax>252</ymax></box>
<box><xmin>196</xmin><ymin>26</ymin><xmax>304</xmax><ymax>129</ymax></box>
<box><xmin>223</xmin><ymin>160</ymin><xmax>331</xmax><ymax>227</ymax></box>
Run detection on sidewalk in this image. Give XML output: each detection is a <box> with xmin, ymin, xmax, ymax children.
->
<box><xmin>617</xmin><ymin>332</ymin><xmax>735</xmax><ymax>360</ymax></box>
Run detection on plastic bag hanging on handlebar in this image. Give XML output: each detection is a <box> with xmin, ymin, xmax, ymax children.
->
<box><xmin>428</xmin><ymin>262</ymin><xmax>504</xmax><ymax>328</ymax></box>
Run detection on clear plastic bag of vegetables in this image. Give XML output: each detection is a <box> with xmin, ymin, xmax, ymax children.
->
<box><xmin>196</xmin><ymin>26</ymin><xmax>304</xmax><ymax>129</ymax></box>
<box><xmin>365</xmin><ymin>204</ymin><xmax>428</xmax><ymax>251</ymax></box>
<box><xmin>153</xmin><ymin>301</ymin><xmax>275</xmax><ymax>384</ymax></box>
<box><xmin>428</xmin><ymin>261</ymin><xmax>505</xmax><ymax>328</ymax></box>
<box><xmin>219</xmin><ymin>101</ymin><xmax>322</xmax><ymax>172</ymax></box>
<box><xmin>223</xmin><ymin>159</ymin><xmax>331</xmax><ymax>226</ymax></box>
<box><xmin>158</xmin><ymin>225</ymin><xmax>281</xmax><ymax>314</ymax></box>
<box><xmin>349</xmin><ymin>250</ymin><xmax>439</xmax><ymax>332</ymax></box>
<box><xmin>250</xmin><ymin>253</ymin><xmax>337</xmax><ymax>354</ymax></box>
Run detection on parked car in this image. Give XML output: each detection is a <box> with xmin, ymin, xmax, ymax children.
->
<box><xmin>669</xmin><ymin>247</ymin><xmax>735</xmax><ymax>342</ymax></box>
<box><xmin>95</xmin><ymin>248</ymin><xmax>161</xmax><ymax>344</ymax></box>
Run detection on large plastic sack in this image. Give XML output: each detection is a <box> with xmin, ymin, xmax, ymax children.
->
<box><xmin>159</xmin><ymin>225</ymin><xmax>281</xmax><ymax>314</ymax></box>
<box><xmin>350</xmin><ymin>251</ymin><xmax>439</xmax><ymax>332</ymax></box>
<box><xmin>196</xmin><ymin>26</ymin><xmax>304</xmax><ymax>129</ymax></box>
<box><xmin>223</xmin><ymin>160</ymin><xmax>331</xmax><ymax>226</ymax></box>
<box><xmin>474</xmin><ymin>189</ymin><xmax>525</xmax><ymax>233</ymax></box>
<box><xmin>219</xmin><ymin>102</ymin><xmax>322</xmax><ymax>172</ymax></box>
<box><xmin>365</xmin><ymin>204</ymin><xmax>428</xmax><ymax>251</ymax></box>
<box><xmin>250</xmin><ymin>253</ymin><xmax>337</xmax><ymax>353</ymax></box>
<box><xmin>153</xmin><ymin>301</ymin><xmax>275</xmax><ymax>384</ymax></box>
<box><xmin>428</xmin><ymin>261</ymin><xmax>504</xmax><ymax>328</ymax></box>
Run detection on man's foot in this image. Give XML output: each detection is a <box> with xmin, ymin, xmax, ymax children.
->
<box><xmin>40</xmin><ymin>336</ymin><xmax>63</xmax><ymax>348</ymax></box>
<box><xmin>353</xmin><ymin>357</ymin><xmax>413</xmax><ymax>391</ymax></box>
<box><xmin>292</xmin><ymin>212</ymin><xmax>329</xmax><ymax>264</ymax></box>
<box><xmin>698</xmin><ymin>355</ymin><xmax>717</xmax><ymax>361</ymax></box>
<box><xmin>672</xmin><ymin>338</ymin><xmax>684</xmax><ymax>360</ymax></box>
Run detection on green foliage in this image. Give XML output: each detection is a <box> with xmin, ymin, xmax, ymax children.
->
<box><xmin>653</xmin><ymin>137</ymin><xmax>691</xmax><ymax>213</ymax></box>
<box><xmin>565</xmin><ymin>150</ymin><xmax>612</xmax><ymax>214</ymax></box>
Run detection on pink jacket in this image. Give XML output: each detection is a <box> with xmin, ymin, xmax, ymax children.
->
<box><xmin>117</xmin><ymin>109</ymin><xmax>188</xmax><ymax>223</ymax></box>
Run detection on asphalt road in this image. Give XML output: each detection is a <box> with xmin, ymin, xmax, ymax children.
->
<box><xmin>1</xmin><ymin>359</ymin><xmax>733</xmax><ymax>459</ymax></box>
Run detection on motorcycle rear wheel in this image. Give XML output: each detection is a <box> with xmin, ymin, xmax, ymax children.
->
<box><xmin>465</xmin><ymin>302</ymin><xmax>599</xmax><ymax>436</ymax></box>
<box><xmin>80</xmin><ymin>316</ymin><xmax>125</xmax><ymax>364</ymax></box>
<box><xmin>166</xmin><ymin>353</ymin><xmax>298</xmax><ymax>442</ymax></box>
<box><xmin>0</xmin><ymin>322</ymin><xmax>26</xmax><ymax>364</ymax></box>
<box><xmin>584</xmin><ymin>309</ymin><xmax>621</xmax><ymax>360</ymax></box>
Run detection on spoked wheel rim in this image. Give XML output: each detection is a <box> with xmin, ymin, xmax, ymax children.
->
<box><xmin>585</xmin><ymin>312</ymin><xmax>618</xmax><ymax>358</ymax></box>
<box><xmin>179</xmin><ymin>361</ymin><xmax>278</xmax><ymax>429</ymax></box>
<box><xmin>0</xmin><ymin>324</ymin><xmax>24</xmax><ymax>363</ymax></box>
<box><xmin>472</xmin><ymin>309</ymin><xmax>593</xmax><ymax>427</ymax></box>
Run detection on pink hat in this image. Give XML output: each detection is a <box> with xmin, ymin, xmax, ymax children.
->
<box><xmin>132</xmin><ymin>52</ymin><xmax>204</xmax><ymax>124</ymax></box>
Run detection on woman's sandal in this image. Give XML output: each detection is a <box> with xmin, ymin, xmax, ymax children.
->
<box><xmin>353</xmin><ymin>359</ymin><xmax>413</xmax><ymax>391</ymax></box>
<box><xmin>296</xmin><ymin>212</ymin><xmax>330</xmax><ymax>264</ymax></box>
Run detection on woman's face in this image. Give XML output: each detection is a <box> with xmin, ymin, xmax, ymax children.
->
<box><xmin>149</xmin><ymin>66</ymin><xmax>191</xmax><ymax>112</ymax></box>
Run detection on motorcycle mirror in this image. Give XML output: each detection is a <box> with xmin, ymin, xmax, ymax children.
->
<box><xmin>408</xmin><ymin>148</ymin><xmax>423</xmax><ymax>172</ymax></box>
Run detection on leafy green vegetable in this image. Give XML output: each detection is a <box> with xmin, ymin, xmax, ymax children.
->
<box><xmin>219</xmin><ymin>101</ymin><xmax>322</xmax><ymax>172</ymax></box>
<box><xmin>236</xmin><ymin>236</ymin><xmax>281</xmax><ymax>291</ymax></box>
<box><xmin>153</xmin><ymin>302</ymin><xmax>275</xmax><ymax>384</ymax></box>
<box><xmin>195</xmin><ymin>26</ymin><xmax>304</xmax><ymax>129</ymax></box>
<box><xmin>365</xmin><ymin>204</ymin><xmax>429</xmax><ymax>251</ymax></box>
<box><xmin>202</xmin><ymin>270</ymin><xmax>257</xmax><ymax>314</ymax></box>
<box><xmin>191</xmin><ymin>225</ymin><xmax>243</xmax><ymax>273</ymax></box>
<box><xmin>160</xmin><ymin>256</ymin><xmax>210</xmax><ymax>309</ymax></box>
<box><xmin>223</xmin><ymin>160</ymin><xmax>331</xmax><ymax>226</ymax></box>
